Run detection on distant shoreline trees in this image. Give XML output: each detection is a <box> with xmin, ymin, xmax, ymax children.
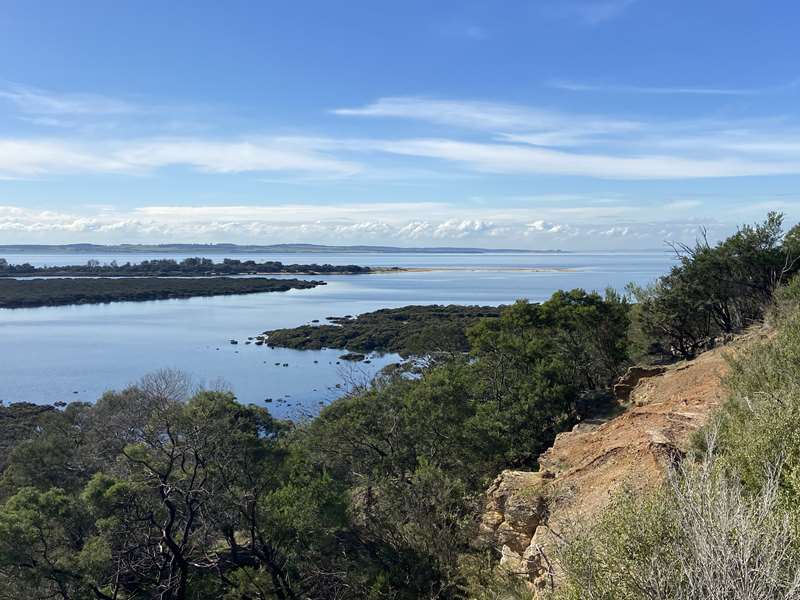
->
<box><xmin>0</xmin><ymin>277</ymin><xmax>322</xmax><ymax>309</ymax></box>
<box><xmin>0</xmin><ymin>257</ymin><xmax>374</xmax><ymax>278</ymax></box>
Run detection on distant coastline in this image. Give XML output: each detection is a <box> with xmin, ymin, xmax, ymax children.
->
<box><xmin>0</xmin><ymin>257</ymin><xmax>577</xmax><ymax>280</ymax></box>
<box><xmin>0</xmin><ymin>243</ymin><xmax>566</xmax><ymax>255</ymax></box>
<box><xmin>0</xmin><ymin>258</ymin><xmax>378</xmax><ymax>278</ymax></box>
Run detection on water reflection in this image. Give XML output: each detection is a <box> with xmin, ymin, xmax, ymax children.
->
<box><xmin>0</xmin><ymin>252</ymin><xmax>675</xmax><ymax>414</ymax></box>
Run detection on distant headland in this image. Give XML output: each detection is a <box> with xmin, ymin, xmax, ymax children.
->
<box><xmin>0</xmin><ymin>243</ymin><xmax>566</xmax><ymax>255</ymax></box>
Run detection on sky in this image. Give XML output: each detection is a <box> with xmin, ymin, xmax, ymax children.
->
<box><xmin>1</xmin><ymin>0</ymin><xmax>800</xmax><ymax>250</ymax></box>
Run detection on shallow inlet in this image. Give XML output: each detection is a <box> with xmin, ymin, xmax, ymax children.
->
<box><xmin>0</xmin><ymin>251</ymin><xmax>675</xmax><ymax>415</ymax></box>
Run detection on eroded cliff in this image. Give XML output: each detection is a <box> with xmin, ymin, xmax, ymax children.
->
<box><xmin>477</xmin><ymin>329</ymin><xmax>765</xmax><ymax>594</ymax></box>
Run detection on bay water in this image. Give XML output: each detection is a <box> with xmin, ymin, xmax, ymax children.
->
<box><xmin>0</xmin><ymin>251</ymin><xmax>674</xmax><ymax>417</ymax></box>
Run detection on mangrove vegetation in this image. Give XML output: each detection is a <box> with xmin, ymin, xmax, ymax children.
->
<box><xmin>262</xmin><ymin>304</ymin><xmax>503</xmax><ymax>357</ymax></box>
<box><xmin>0</xmin><ymin>257</ymin><xmax>375</xmax><ymax>277</ymax></box>
<box><xmin>0</xmin><ymin>277</ymin><xmax>322</xmax><ymax>309</ymax></box>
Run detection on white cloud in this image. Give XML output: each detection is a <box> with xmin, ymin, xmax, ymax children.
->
<box><xmin>8</xmin><ymin>127</ymin><xmax>800</xmax><ymax>181</ymax></box>
<box><xmin>599</xmin><ymin>226</ymin><xmax>630</xmax><ymax>236</ymax></box>
<box><xmin>18</xmin><ymin>116</ymin><xmax>77</xmax><ymax>128</ymax></box>
<box><xmin>0</xmin><ymin>83</ymin><xmax>139</xmax><ymax>115</ymax></box>
<box><xmin>329</xmin><ymin>97</ymin><xmax>800</xmax><ymax>178</ymax></box>
<box><xmin>6</xmin><ymin>89</ymin><xmax>800</xmax><ymax>183</ymax></box>
<box><xmin>115</xmin><ymin>138</ymin><xmax>361</xmax><ymax>175</ymax></box>
<box><xmin>0</xmin><ymin>138</ymin><xmax>361</xmax><ymax>178</ymax></box>
<box><xmin>432</xmin><ymin>219</ymin><xmax>495</xmax><ymax>238</ymax></box>
<box><xmin>0</xmin><ymin>202</ymin><xmax>790</xmax><ymax>249</ymax></box>
<box><xmin>649</xmin><ymin>131</ymin><xmax>800</xmax><ymax>157</ymax></box>
<box><xmin>394</xmin><ymin>221</ymin><xmax>431</xmax><ymax>239</ymax></box>
<box><xmin>333</xmin><ymin>97</ymin><xmax>800</xmax><ymax>158</ymax></box>
<box><xmin>0</xmin><ymin>204</ymin><xmax>570</xmax><ymax>244</ymax></box>
<box><xmin>131</xmin><ymin>203</ymin><xmax>445</xmax><ymax>222</ymax></box>
<box><xmin>372</xmin><ymin>138</ymin><xmax>800</xmax><ymax>179</ymax></box>
<box><xmin>333</xmin><ymin>96</ymin><xmax>640</xmax><ymax>139</ymax></box>
<box><xmin>0</xmin><ymin>140</ymin><xmax>131</xmax><ymax>176</ymax></box>
<box><xmin>549</xmin><ymin>79</ymin><xmax>800</xmax><ymax>96</ymax></box>
<box><xmin>527</xmin><ymin>220</ymin><xmax>563</xmax><ymax>233</ymax></box>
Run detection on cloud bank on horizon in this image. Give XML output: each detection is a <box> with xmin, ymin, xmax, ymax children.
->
<box><xmin>1</xmin><ymin>0</ymin><xmax>800</xmax><ymax>249</ymax></box>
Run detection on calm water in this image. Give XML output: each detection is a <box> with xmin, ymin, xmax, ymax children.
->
<box><xmin>0</xmin><ymin>252</ymin><xmax>674</xmax><ymax>416</ymax></box>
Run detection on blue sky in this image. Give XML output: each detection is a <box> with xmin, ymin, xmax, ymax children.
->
<box><xmin>1</xmin><ymin>0</ymin><xmax>800</xmax><ymax>249</ymax></box>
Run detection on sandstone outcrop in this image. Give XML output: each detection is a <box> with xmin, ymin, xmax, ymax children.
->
<box><xmin>612</xmin><ymin>364</ymin><xmax>666</xmax><ymax>402</ymax></box>
<box><xmin>477</xmin><ymin>330</ymin><xmax>763</xmax><ymax>594</ymax></box>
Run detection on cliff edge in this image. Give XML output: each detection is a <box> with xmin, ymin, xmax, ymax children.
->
<box><xmin>477</xmin><ymin>328</ymin><xmax>766</xmax><ymax>594</ymax></box>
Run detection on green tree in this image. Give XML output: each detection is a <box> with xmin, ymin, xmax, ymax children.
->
<box><xmin>467</xmin><ymin>290</ymin><xmax>630</xmax><ymax>465</ymax></box>
<box><xmin>0</xmin><ymin>487</ymin><xmax>101</xmax><ymax>599</ymax></box>
<box><xmin>632</xmin><ymin>213</ymin><xmax>799</xmax><ymax>360</ymax></box>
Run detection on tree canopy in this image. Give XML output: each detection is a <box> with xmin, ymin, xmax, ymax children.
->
<box><xmin>0</xmin><ymin>288</ymin><xmax>631</xmax><ymax>599</ymax></box>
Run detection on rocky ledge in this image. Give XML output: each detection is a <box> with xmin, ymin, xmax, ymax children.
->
<box><xmin>475</xmin><ymin>329</ymin><xmax>765</xmax><ymax>595</ymax></box>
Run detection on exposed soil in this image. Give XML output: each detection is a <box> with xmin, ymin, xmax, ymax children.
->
<box><xmin>478</xmin><ymin>327</ymin><xmax>770</xmax><ymax>593</ymax></box>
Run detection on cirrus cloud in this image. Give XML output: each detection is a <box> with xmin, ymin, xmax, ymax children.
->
<box><xmin>0</xmin><ymin>137</ymin><xmax>361</xmax><ymax>178</ymax></box>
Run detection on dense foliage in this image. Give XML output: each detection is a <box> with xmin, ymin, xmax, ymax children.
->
<box><xmin>0</xmin><ymin>403</ymin><xmax>57</xmax><ymax>472</ymax></box>
<box><xmin>0</xmin><ymin>277</ymin><xmax>321</xmax><ymax>308</ymax></box>
<box><xmin>0</xmin><ymin>257</ymin><xmax>374</xmax><ymax>277</ymax></box>
<box><xmin>263</xmin><ymin>305</ymin><xmax>503</xmax><ymax>357</ymax></box>
<box><xmin>629</xmin><ymin>212</ymin><xmax>800</xmax><ymax>360</ymax></box>
<box><xmin>0</xmin><ymin>289</ymin><xmax>630</xmax><ymax>599</ymax></box>
<box><xmin>713</xmin><ymin>275</ymin><xmax>800</xmax><ymax>512</ymax></box>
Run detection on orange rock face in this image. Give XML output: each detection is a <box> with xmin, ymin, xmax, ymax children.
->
<box><xmin>477</xmin><ymin>329</ymin><xmax>766</xmax><ymax>593</ymax></box>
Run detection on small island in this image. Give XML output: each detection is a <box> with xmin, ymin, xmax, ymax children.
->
<box><xmin>0</xmin><ymin>257</ymin><xmax>382</xmax><ymax>277</ymax></box>
<box><xmin>0</xmin><ymin>277</ymin><xmax>323</xmax><ymax>309</ymax></box>
<box><xmin>261</xmin><ymin>304</ymin><xmax>502</xmax><ymax>357</ymax></box>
